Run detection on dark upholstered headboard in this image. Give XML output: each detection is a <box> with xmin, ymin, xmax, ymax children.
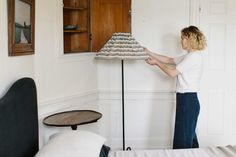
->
<box><xmin>0</xmin><ymin>78</ymin><xmax>38</xmax><ymax>157</ymax></box>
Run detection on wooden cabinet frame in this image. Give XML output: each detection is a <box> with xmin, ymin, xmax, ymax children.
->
<box><xmin>63</xmin><ymin>0</ymin><xmax>91</xmax><ymax>54</ymax></box>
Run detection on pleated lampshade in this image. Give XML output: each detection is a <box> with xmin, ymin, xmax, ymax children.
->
<box><xmin>95</xmin><ymin>33</ymin><xmax>148</xmax><ymax>60</ymax></box>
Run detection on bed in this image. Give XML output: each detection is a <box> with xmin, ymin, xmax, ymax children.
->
<box><xmin>1</xmin><ymin>77</ymin><xmax>236</xmax><ymax>157</ymax></box>
<box><xmin>0</xmin><ymin>78</ymin><xmax>38</xmax><ymax>157</ymax></box>
<box><xmin>108</xmin><ymin>145</ymin><xmax>236</xmax><ymax>157</ymax></box>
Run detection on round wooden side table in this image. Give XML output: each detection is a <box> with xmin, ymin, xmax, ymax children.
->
<box><xmin>43</xmin><ymin>110</ymin><xmax>102</xmax><ymax>130</ymax></box>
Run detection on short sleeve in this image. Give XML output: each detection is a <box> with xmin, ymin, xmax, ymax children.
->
<box><xmin>176</xmin><ymin>53</ymin><xmax>199</xmax><ymax>73</ymax></box>
<box><xmin>174</xmin><ymin>55</ymin><xmax>186</xmax><ymax>64</ymax></box>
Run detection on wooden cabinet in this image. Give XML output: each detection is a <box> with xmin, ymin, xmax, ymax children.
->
<box><xmin>62</xmin><ymin>0</ymin><xmax>131</xmax><ymax>53</ymax></box>
<box><xmin>91</xmin><ymin>0</ymin><xmax>131</xmax><ymax>51</ymax></box>
<box><xmin>63</xmin><ymin>0</ymin><xmax>91</xmax><ymax>54</ymax></box>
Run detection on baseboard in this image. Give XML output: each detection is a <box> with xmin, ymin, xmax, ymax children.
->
<box><xmin>106</xmin><ymin>137</ymin><xmax>173</xmax><ymax>150</ymax></box>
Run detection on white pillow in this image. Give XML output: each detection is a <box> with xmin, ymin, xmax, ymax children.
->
<box><xmin>35</xmin><ymin>130</ymin><xmax>105</xmax><ymax>157</ymax></box>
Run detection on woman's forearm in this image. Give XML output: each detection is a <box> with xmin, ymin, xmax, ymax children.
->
<box><xmin>145</xmin><ymin>56</ymin><xmax>180</xmax><ymax>77</ymax></box>
<box><xmin>149</xmin><ymin>52</ymin><xmax>175</xmax><ymax>64</ymax></box>
<box><xmin>155</xmin><ymin>60</ymin><xmax>180</xmax><ymax>77</ymax></box>
<box><xmin>144</xmin><ymin>47</ymin><xmax>176</xmax><ymax>64</ymax></box>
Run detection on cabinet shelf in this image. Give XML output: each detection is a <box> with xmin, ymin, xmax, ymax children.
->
<box><xmin>63</xmin><ymin>0</ymin><xmax>91</xmax><ymax>54</ymax></box>
<box><xmin>64</xmin><ymin>29</ymin><xmax>87</xmax><ymax>33</ymax></box>
<box><xmin>63</xmin><ymin>7</ymin><xmax>87</xmax><ymax>10</ymax></box>
<box><xmin>64</xmin><ymin>49</ymin><xmax>89</xmax><ymax>53</ymax></box>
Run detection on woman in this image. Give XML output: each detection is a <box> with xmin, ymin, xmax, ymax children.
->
<box><xmin>145</xmin><ymin>26</ymin><xmax>207</xmax><ymax>149</ymax></box>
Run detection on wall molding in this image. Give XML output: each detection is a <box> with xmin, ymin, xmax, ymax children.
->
<box><xmin>38</xmin><ymin>89</ymin><xmax>98</xmax><ymax>118</ymax></box>
<box><xmin>38</xmin><ymin>89</ymin><xmax>176</xmax><ymax>118</ymax></box>
<box><xmin>98</xmin><ymin>89</ymin><xmax>176</xmax><ymax>101</ymax></box>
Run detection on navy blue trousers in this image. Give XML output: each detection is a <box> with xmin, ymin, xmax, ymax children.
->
<box><xmin>173</xmin><ymin>93</ymin><xmax>200</xmax><ymax>149</ymax></box>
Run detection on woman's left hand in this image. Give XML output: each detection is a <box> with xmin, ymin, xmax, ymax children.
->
<box><xmin>143</xmin><ymin>47</ymin><xmax>152</xmax><ymax>55</ymax></box>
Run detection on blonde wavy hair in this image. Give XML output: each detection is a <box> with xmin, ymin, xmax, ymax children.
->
<box><xmin>181</xmin><ymin>26</ymin><xmax>207</xmax><ymax>51</ymax></box>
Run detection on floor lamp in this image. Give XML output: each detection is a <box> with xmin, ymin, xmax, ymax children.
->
<box><xmin>95</xmin><ymin>33</ymin><xmax>148</xmax><ymax>151</ymax></box>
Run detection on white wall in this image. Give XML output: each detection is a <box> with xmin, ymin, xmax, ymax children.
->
<box><xmin>0</xmin><ymin>0</ymin><xmax>99</xmax><ymax>147</ymax></box>
<box><xmin>0</xmin><ymin>0</ymin><xmax>34</xmax><ymax>98</ymax></box>
<box><xmin>2</xmin><ymin>0</ymin><xmax>236</xmax><ymax>151</ymax></box>
<box><xmin>34</xmin><ymin>0</ymin><xmax>98</xmax><ymax>110</ymax></box>
<box><xmin>0</xmin><ymin>0</ymin><xmax>190</xmax><ymax>150</ymax></box>
<box><xmin>97</xmin><ymin>0</ymin><xmax>190</xmax><ymax>149</ymax></box>
<box><xmin>0</xmin><ymin>0</ymin><xmax>98</xmax><ymax>115</ymax></box>
<box><xmin>97</xmin><ymin>0</ymin><xmax>236</xmax><ymax>150</ymax></box>
<box><xmin>34</xmin><ymin>0</ymin><xmax>99</xmax><ymax>146</ymax></box>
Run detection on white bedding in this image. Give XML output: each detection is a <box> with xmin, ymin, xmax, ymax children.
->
<box><xmin>108</xmin><ymin>145</ymin><xmax>236</xmax><ymax>157</ymax></box>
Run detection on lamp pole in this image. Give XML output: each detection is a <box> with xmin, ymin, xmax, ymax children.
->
<box><xmin>121</xmin><ymin>60</ymin><xmax>125</xmax><ymax>150</ymax></box>
<box><xmin>121</xmin><ymin>59</ymin><xmax>131</xmax><ymax>151</ymax></box>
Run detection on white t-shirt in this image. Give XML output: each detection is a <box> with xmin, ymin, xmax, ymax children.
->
<box><xmin>174</xmin><ymin>51</ymin><xmax>203</xmax><ymax>93</ymax></box>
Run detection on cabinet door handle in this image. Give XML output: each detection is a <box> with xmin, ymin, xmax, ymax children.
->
<box><xmin>128</xmin><ymin>10</ymin><xmax>131</xmax><ymax>16</ymax></box>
